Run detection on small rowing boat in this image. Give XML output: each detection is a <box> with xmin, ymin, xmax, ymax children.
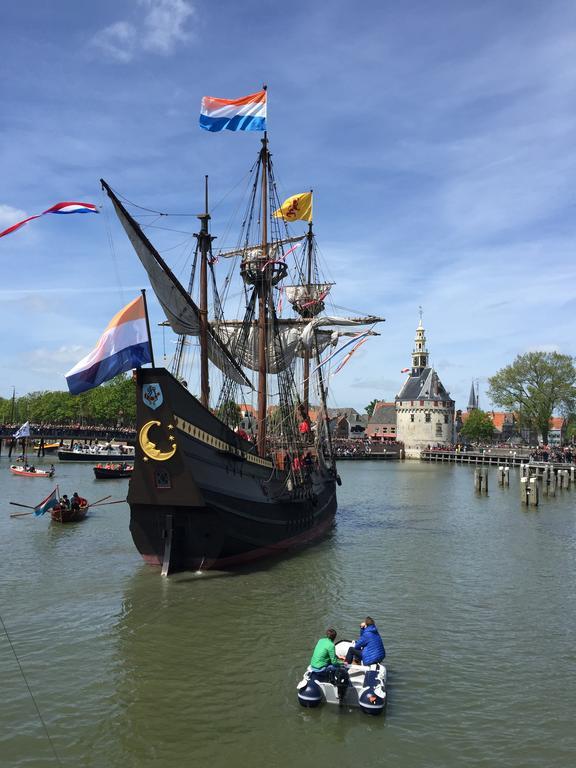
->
<box><xmin>9</xmin><ymin>490</ymin><xmax>115</xmax><ymax>521</ymax></box>
<box><xmin>10</xmin><ymin>464</ymin><xmax>55</xmax><ymax>478</ymax></box>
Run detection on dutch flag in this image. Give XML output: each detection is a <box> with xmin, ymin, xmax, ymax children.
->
<box><xmin>199</xmin><ymin>89</ymin><xmax>267</xmax><ymax>132</ymax></box>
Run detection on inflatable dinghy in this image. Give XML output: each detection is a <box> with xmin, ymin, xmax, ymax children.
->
<box><xmin>297</xmin><ymin>641</ymin><xmax>386</xmax><ymax>715</ymax></box>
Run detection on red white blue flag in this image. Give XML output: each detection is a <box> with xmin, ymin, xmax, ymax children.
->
<box><xmin>0</xmin><ymin>201</ymin><xmax>98</xmax><ymax>239</ymax></box>
<box><xmin>199</xmin><ymin>90</ymin><xmax>267</xmax><ymax>132</ymax></box>
<box><xmin>65</xmin><ymin>296</ymin><xmax>152</xmax><ymax>395</ymax></box>
<box><xmin>34</xmin><ymin>486</ymin><xmax>60</xmax><ymax>517</ymax></box>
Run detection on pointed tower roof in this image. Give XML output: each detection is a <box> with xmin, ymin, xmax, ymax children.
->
<box><xmin>467</xmin><ymin>382</ymin><xmax>478</xmax><ymax>411</ymax></box>
<box><xmin>411</xmin><ymin>309</ymin><xmax>429</xmax><ymax>376</ymax></box>
<box><xmin>396</xmin><ymin>312</ymin><xmax>454</xmax><ymax>405</ymax></box>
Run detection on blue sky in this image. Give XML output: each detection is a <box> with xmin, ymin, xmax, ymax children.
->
<box><xmin>2</xmin><ymin>0</ymin><xmax>576</xmax><ymax>414</ymax></box>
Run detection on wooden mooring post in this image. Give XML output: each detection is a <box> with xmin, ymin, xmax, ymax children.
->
<box><xmin>474</xmin><ymin>468</ymin><xmax>489</xmax><ymax>495</ymax></box>
<box><xmin>542</xmin><ymin>467</ymin><xmax>556</xmax><ymax>497</ymax></box>
<box><xmin>497</xmin><ymin>466</ymin><xmax>510</xmax><ymax>486</ymax></box>
<box><xmin>520</xmin><ymin>476</ymin><xmax>539</xmax><ymax>506</ymax></box>
<box><xmin>557</xmin><ymin>469</ymin><xmax>571</xmax><ymax>490</ymax></box>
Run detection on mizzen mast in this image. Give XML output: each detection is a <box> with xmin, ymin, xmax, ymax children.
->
<box><xmin>303</xmin><ymin>199</ymin><xmax>313</xmax><ymax>414</ymax></box>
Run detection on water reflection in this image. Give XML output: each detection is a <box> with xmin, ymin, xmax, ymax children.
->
<box><xmin>3</xmin><ymin>459</ymin><xmax>576</xmax><ymax>767</ymax></box>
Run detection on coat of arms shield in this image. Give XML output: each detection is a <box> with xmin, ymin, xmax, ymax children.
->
<box><xmin>143</xmin><ymin>383</ymin><xmax>163</xmax><ymax>410</ymax></box>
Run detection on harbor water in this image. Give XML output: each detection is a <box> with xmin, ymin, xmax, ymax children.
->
<box><xmin>1</xmin><ymin>456</ymin><xmax>575</xmax><ymax>767</ymax></box>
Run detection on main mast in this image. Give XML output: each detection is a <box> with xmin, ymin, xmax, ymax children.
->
<box><xmin>257</xmin><ymin>133</ymin><xmax>269</xmax><ymax>456</ymax></box>
<box><xmin>197</xmin><ymin>175</ymin><xmax>211</xmax><ymax>408</ymax></box>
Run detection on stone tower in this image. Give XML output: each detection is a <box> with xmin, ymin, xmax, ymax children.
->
<box><xmin>395</xmin><ymin>314</ymin><xmax>455</xmax><ymax>457</ymax></box>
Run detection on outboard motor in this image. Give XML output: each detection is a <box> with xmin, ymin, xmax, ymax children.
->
<box><xmin>358</xmin><ymin>669</ymin><xmax>386</xmax><ymax>715</ymax></box>
<box><xmin>297</xmin><ymin>670</ymin><xmax>323</xmax><ymax>708</ymax></box>
<box><xmin>329</xmin><ymin>666</ymin><xmax>350</xmax><ymax>704</ymax></box>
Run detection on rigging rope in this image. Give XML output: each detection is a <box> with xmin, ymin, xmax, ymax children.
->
<box><xmin>0</xmin><ymin>611</ymin><xmax>63</xmax><ymax>766</ymax></box>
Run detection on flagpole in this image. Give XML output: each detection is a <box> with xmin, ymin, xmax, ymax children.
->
<box><xmin>141</xmin><ymin>289</ymin><xmax>156</xmax><ymax>368</ymax></box>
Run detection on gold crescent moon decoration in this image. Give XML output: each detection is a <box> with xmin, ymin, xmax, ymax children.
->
<box><xmin>139</xmin><ymin>420</ymin><xmax>177</xmax><ymax>462</ymax></box>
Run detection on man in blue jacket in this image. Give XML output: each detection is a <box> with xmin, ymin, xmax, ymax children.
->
<box><xmin>345</xmin><ymin>617</ymin><xmax>385</xmax><ymax>665</ymax></box>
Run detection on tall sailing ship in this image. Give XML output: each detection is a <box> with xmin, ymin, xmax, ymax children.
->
<box><xmin>101</xmin><ymin>130</ymin><xmax>383</xmax><ymax>574</ymax></box>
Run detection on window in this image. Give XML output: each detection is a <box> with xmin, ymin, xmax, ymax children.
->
<box><xmin>425</xmin><ymin>413</ymin><xmax>431</xmax><ymax>423</ymax></box>
<box><xmin>444</xmin><ymin>415</ymin><xmax>449</xmax><ymax>424</ymax></box>
<box><xmin>410</xmin><ymin>401</ymin><xmax>414</xmax><ymax>406</ymax></box>
<box><xmin>435</xmin><ymin>423</ymin><xmax>442</xmax><ymax>436</ymax></box>
<box><xmin>391</xmin><ymin>427</ymin><xmax>396</xmax><ymax>433</ymax></box>
<box><xmin>434</xmin><ymin>401</ymin><xmax>438</xmax><ymax>407</ymax></box>
<box><xmin>410</xmin><ymin>414</ymin><xmax>415</xmax><ymax>422</ymax></box>
<box><xmin>420</xmin><ymin>400</ymin><xmax>424</xmax><ymax>406</ymax></box>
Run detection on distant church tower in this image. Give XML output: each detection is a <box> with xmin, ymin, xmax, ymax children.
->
<box><xmin>467</xmin><ymin>381</ymin><xmax>478</xmax><ymax>411</ymax></box>
<box><xmin>395</xmin><ymin>311</ymin><xmax>455</xmax><ymax>457</ymax></box>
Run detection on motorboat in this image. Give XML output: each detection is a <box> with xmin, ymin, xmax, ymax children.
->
<box><xmin>10</xmin><ymin>464</ymin><xmax>55</xmax><ymax>478</ymax></box>
<box><xmin>57</xmin><ymin>444</ymin><xmax>135</xmax><ymax>462</ymax></box>
<box><xmin>297</xmin><ymin>641</ymin><xmax>386</xmax><ymax>715</ymax></box>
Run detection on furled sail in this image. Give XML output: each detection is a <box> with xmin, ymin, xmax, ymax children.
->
<box><xmin>100</xmin><ymin>179</ymin><xmax>252</xmax><ymax>388</ymax></box>
<box><xmin>215</xmin><ymin>235</ymin><xmax>305</xmax><ymax>260</ymax></box>
<box><xmin>301</xmin><ymin>315</ymin><xmax>383</xmax><ymax>349</ymax></box>
<box><xmin>283</xmin><ymin>282</ymin><xmax>334</xmax><ymax>317</ymax></box>
<box><xmin>283</xmin><ymin>283</ymin><xmax>333</xmax><ymax>305</ymax></box>
<box><xmin>213</xmin><ymin>316</ymin><xmax>382</xmax><ymax>373</ymax></box>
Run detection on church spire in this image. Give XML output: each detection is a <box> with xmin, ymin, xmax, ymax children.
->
<box><xmin>411</xmin><ymin>307</ymin><xmax>429</xmax><ymax>375</ymax></box>
<box><xmin>467</xmin><ymin>381</ymin><xmax>478</xmax><ymax>411</ymax></box>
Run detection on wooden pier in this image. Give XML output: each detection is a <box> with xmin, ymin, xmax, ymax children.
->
<box><xmin>421</xmin><ymin>449</ymin><xmax>575</xmax><ymax>473</ymax></box>
<box><xmin>421</xmin><ymin>449</ymin><xmax>529</xmax><ymax>466</ymax></box>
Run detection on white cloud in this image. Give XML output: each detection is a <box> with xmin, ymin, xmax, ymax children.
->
<box><xmin>91</xmin><ymin>1</ymin><xmax>195</xmax><ymax>62</ymax></box>
<box><xmin>140</xmin><ymin>0</ymin><xmax>195</xmax><ymax>54</ymax></box>
<box><xmin>91</xmin><ymin>21</ymin><xmax>137</xmax><ymax>63</ymax></box>
<box><xmin>0</xmin><ymin>204</ymin><xmax>28</xmax><ymax>228</ymax></box>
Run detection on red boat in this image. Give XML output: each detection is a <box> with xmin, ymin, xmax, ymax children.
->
<box><xmin>10</xmin><ymin>464</ymin><xmax>55</xmax><ymax>478</ymax></box>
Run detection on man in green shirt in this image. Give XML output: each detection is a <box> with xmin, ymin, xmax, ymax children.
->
<box><xmin>310</xmin><ymin>628</ymin><xmax>345</xmax><ymax>671</ymax></box>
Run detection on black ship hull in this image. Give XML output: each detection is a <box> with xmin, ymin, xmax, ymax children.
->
<box><xmin>129</xmin><ymin>368</ymin><xmax>338</xmax><ymax>573</ymax></box>
<box><xmin>58</xmin><ymin>450</ymin><xmax>134</xmax><ymax>462</ymax></box>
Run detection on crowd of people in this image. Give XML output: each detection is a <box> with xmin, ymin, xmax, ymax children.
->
<box><xmin>530</xmin><ymin>446</ymin><xmax>574</xmax><ymax>463</ymax></box>
<box><xmin>333</xmin><ymin>439</ymin><xmax>402</xmax><ymax>457</ymax></box>
<box><xmin>0</xmin><ymin>422</ymin><xmax>136</xmax><ymax>440</ymax></box>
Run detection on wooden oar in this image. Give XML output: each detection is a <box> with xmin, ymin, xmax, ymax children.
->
<box><xmin>9</xmin><ymin>501</ymin><xmax>35</xmax><ymax>510</ymax></box>
<box><xmin>90</xmin><ymin>499</ymin><xmax>126</xmax><ymax>507</ymax></box>
<box><xmin>90</xmin><ymin>495</ymin><xmax>112</xmax><ymax>507</ymax></box>
<box><xmin>10</xmin><ymin>511</ymin><xmax>35</xmax><ymax>518</ymax></box>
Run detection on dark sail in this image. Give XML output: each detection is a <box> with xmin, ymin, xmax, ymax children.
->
<box><xmin>100</xmin><ymin>179</ymin><xmax>251</xmax><ymax>389</ymax></box>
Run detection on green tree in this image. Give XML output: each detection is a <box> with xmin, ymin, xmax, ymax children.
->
<box><xmin>488</xmin><ymin>352</ymin><xmax>576</xmax><ymax>443</ymax></box>
<box><xmin>215</xmin><ymin>400</ymin><xmax>241</xmax><ymax>428</ymax></box>
<box><xmin>1</xmin><ymin>373</ymin><xmax>137</xmax><ymax>427</ymax></box>
<box><xmin>459</xmin><ymin>409</ymin><xmax>495</xmax><ymax>443</ymax></box>
<box><xmin>365</xmin><ymin>399</ymin><xmax>379</xmax><ymax>418</ymax></box>
<box><xmin>565</xmin><ymin>414</ymin><xmax>576</xmax><ymax>444</ymax></box>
